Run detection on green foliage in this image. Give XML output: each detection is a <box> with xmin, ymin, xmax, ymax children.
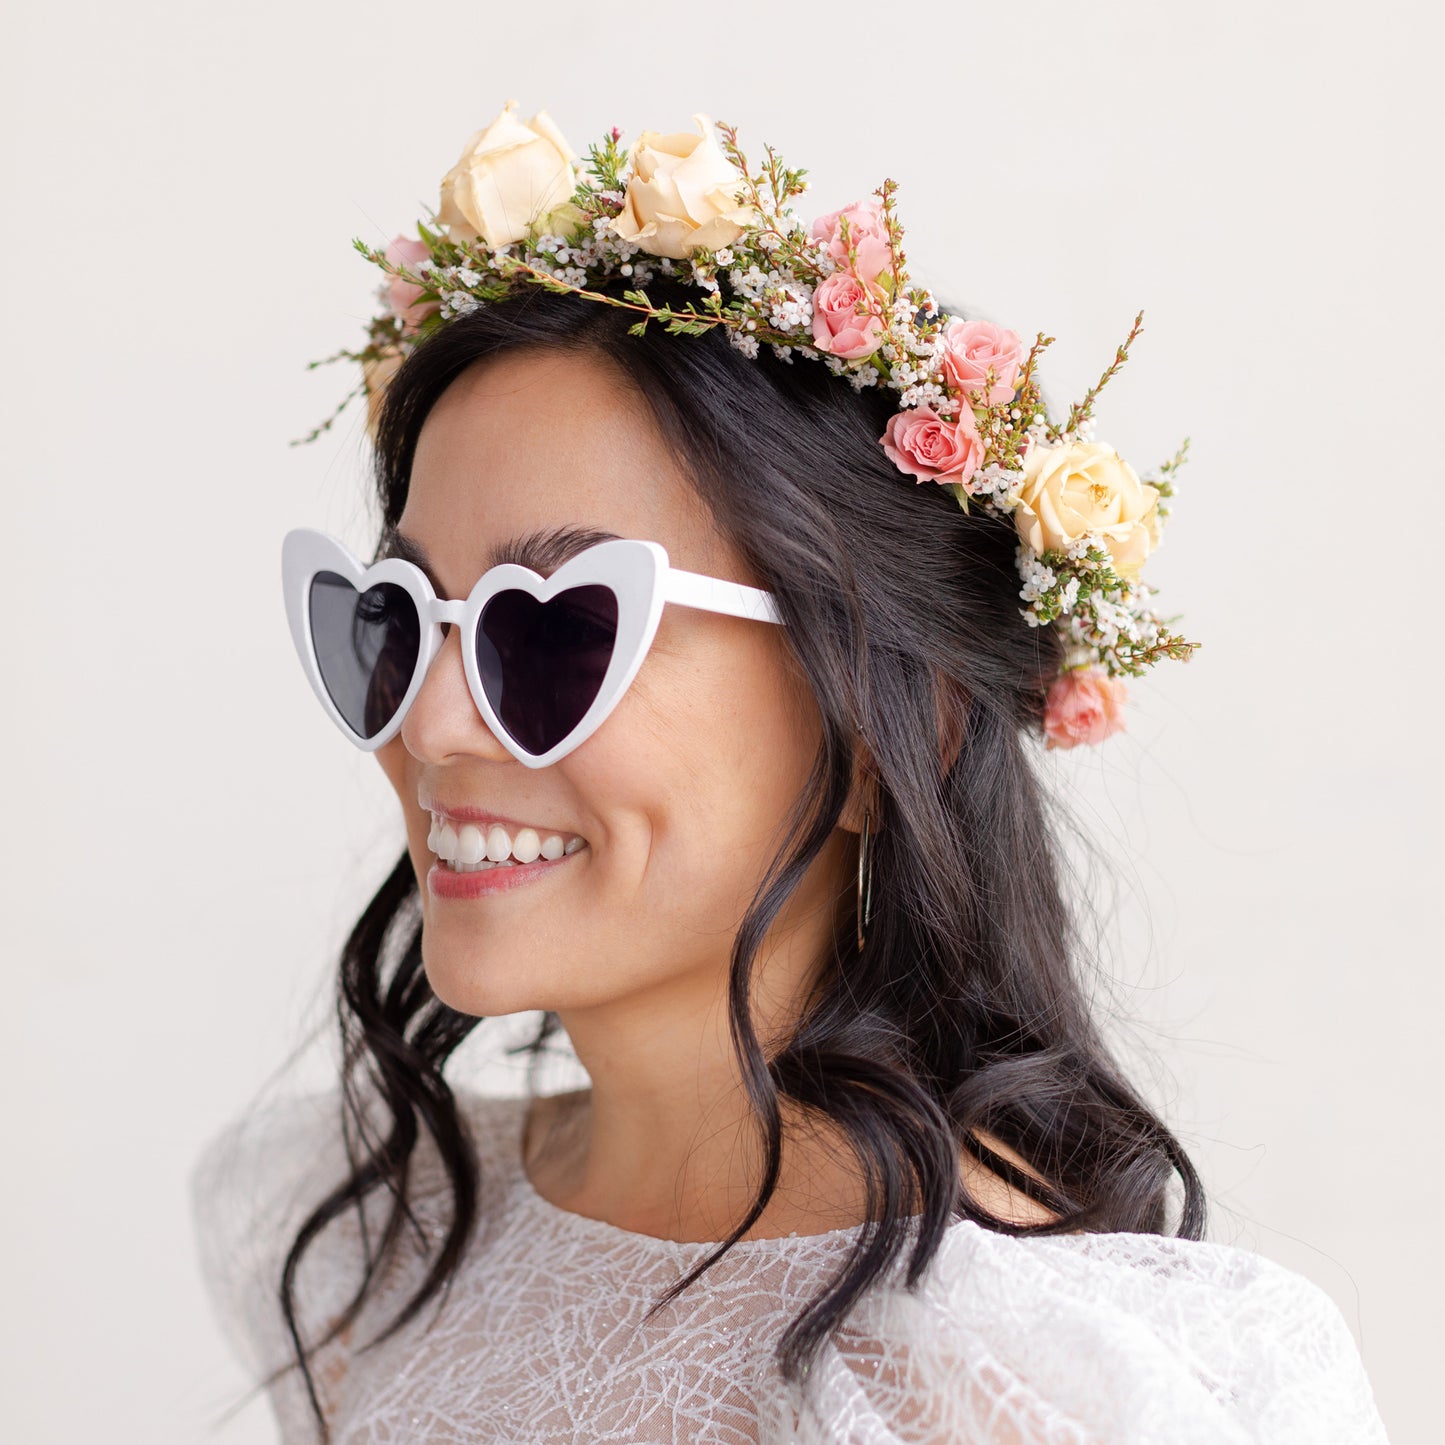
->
<box><xmin>1047</xmin><ymin>311</ymin><xmax>1145</xmax><ymax>443</ymax></box>
<box><xmin>1152</xmin><ymin>435</ymin><xmax>1191</xmax><ymax>509</ymax></box>
<box><xmin>288</xmin><ymin>379</ymin><xmax>366</xmax><ymax>447</ymax></box>
<box><xmin>581</xmin><ymin>128</ymin><xmax>629</xmax><ymax>194</ymax></box>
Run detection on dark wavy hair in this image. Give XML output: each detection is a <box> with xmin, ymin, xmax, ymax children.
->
<box><xmin>264</xmin><ymin>278</ymin><xmax>1207</xmax><ymax>1439</ymax></box>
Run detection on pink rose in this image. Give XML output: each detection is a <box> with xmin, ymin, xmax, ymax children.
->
<box><xmin>940</xmin><ymin>318</ymin><xmax>1026</xmax><ymax>406</ymax></box>
<box><xmin>879</xmin><ymin>404</ymin><xmax>985</xmax><ymax>486</ymax></box>
<box><xmin>1042</xmin><ymin>667</ymin><xmax>1128</xmax><ymax>750</ymax></box>
<box><xmin>811</xmin><ymin>272</ymin><xmax>885</xmax><ymax>360</ymax></box>
<box><xmin>383</xmin><ymin>234</ymin><xmax>439</xmax><ymax>334</ymax></box>
<box><xmin>809</xmin><ymin>197</ymin><xmax>893</xmax><ymax>284</ymax></box>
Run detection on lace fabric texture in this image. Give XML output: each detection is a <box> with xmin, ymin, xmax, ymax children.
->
<box><xmin>190</xmin><ymin>1087</ymin><xmax>1391</xmax><ymax>1444</ymax></box>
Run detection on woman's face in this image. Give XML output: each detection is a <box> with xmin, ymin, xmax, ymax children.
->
<box><xmin>374</xmin><ymin>347</ymin><xmax>854</xmax><ymax>1024</ymax></box>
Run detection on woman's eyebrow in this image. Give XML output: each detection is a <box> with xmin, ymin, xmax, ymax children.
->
<box><xmin>373</xmin><ymin>529</ymin><xmax>439</xmax><ymax>584</ymax></box>
<box><xmin>375</xmin><ymin>523</ymin><xmax>625</xmax><ymax>591</ymax></box>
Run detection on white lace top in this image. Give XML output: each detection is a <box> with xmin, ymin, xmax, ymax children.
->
<box><xmin>191</xmin><ymin>1086</ymin><xmax>1391</xmax><ymax>1444</ymax></box>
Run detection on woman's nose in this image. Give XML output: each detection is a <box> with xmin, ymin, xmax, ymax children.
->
<box><xmin>400</xmin><ymin>624</ymin><xmax>512</xmax><ymax>764</ymax></box>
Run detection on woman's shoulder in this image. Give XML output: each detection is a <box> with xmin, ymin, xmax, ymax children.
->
<box><xmin>190</xmin><ymin>1084</ymin><xmax>523</xmax><ymax>1234</ymax></box>
<box><xmin>764</xmin><ymin>1220</ymin><xmax>1391</xmax><ymax>1445</ymax></box>
<box><xmin>189</xmin><ymin>1084</ymin><xmax>520</xmax><ymax>1431</ymax></box>
<box><xmin>189</xmin><ymin>1089</ymin><xmax>364</xmax><ymax>1375</ymax></box>
<box><xmin>188</xmin><ymin>1087</ymin><xmax>370</xmax><ymax>1445</ymax></box>
<box><xmin>189</xmin><ymin>1086</ymin><xmax>347</xmax><ymax>1267</ymax></box>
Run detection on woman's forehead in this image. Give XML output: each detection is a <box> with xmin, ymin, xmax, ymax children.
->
<box><xmin>401</xmin><ymin>351</ymin><xmax>732</xmax><ymax>585</ymax></box>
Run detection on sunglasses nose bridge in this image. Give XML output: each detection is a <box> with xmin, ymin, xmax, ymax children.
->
<box><xmin>432</xmin><ymin>599</ymin><xmax>468</xmax><ymax>627</ymax></box>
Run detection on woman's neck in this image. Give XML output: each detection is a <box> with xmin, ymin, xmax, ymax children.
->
<box><xmin>520</xmin><ymin>888</ymin><xmax>875</xmax><ymax>1243</ymax></box>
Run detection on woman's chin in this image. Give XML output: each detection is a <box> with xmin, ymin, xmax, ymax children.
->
<box><xmin>420</xmin><ymin>954</ymin><xmax>528</xmax><ymax>1017</ymax></box>
<box><xmin>418</xmin><ymin>941</ymin><xmax>593</xmax><ymax>1019</ymax></box>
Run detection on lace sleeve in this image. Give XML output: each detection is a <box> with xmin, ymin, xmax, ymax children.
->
<box><xmin>189</xmin><ymin>1089</ymin><xmax>373</xmax><ymax>1444</ymax></box>
<box><xmin>759</xmin><ymin>1223</ymin><xmax>1390</xmax><ymax>1445</ymax></box>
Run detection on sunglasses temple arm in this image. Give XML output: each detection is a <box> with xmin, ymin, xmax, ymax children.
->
<box><xmin>663</xmin><ymin>567</ymin><xmax>785</xmax><ymax>626</ymax></box>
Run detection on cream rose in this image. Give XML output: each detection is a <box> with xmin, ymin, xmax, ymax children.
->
<box><xmin>1013</xmin><ymin>441</ymin><xmax>1161</xmax><ymax>578</ymax></box>
<box><xmin>610</xmin><ymin>114</ymin><xmax>757</xmax><ymax>259</ymax></box>
<box><xmin>437</xmin><ymin>99</ymin><xmax>578</xmax><ymax>250</ymax></box>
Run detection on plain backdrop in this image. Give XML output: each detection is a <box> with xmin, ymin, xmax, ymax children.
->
<box><xmin>2</xmin><ymin>1</ymin><xmax>1438</xmax><ymax>1441</ymax></box>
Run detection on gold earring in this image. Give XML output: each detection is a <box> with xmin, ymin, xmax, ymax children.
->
<box><xmin>856</xmin><ymin>808</ymin><xmax>875</xmax><ymax>953</ymax></box>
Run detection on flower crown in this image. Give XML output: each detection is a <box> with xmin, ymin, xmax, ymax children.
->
<box><xmin>299</xmin><ymin>100</ymin><xmax>1199</xmax><ymax>749</ymax></box>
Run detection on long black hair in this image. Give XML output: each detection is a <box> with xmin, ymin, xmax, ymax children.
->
<box><xmin>265</xmin><ymin>277</ymin><xmax>1207</xmax><ymax>1439</ymax></box>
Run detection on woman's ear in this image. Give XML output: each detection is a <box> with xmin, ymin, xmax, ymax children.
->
<box><xmin>840</xmin><ymin>676</ymin><xmax>967</xmax><ymax>835</ymax></box>
<box><xmin>937</xmin><ymin>672</ymin><xmax>968</xmax><ymax>777</ymax></box>
<box><xmin>839</xmin><ymin>728</ymin><xmax>880</xmax><ymax>836</ymax></box>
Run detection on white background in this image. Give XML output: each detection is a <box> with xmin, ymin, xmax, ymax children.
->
<box><xmin>2</xmin><ymin>1</ymin><xmax>1437</xmax><ymax>1440</ymax></box>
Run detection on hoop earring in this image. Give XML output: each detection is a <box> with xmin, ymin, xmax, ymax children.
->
<box><xmin>856</xmin><ymin>808</ymin><xmax>875</xmax><ymax>953</ymax></box>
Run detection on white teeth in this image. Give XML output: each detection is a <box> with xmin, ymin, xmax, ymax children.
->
<box><xmin>426</xmin><ymin>811</ymin><xmax>583</xmax><ymax>869</ymax></box>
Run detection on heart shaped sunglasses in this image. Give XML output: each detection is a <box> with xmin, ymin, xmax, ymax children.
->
<box><xmin>281</xmin><ymin>528</ymin><xmax>786</xmax><ymax>768</ymax></box>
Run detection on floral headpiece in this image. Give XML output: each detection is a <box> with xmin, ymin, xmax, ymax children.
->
<box><xmin>299</xmin><ymin>101</ymin><xmax>1199</xmax><ymax>749</ymax></box>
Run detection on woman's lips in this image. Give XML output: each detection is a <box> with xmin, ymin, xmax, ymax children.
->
<box><xmin>427</xmin><ymin>845</ymin><xmax>586</xmax><ymax>900</ymax></box>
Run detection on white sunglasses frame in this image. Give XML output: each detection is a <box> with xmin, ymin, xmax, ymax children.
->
<box><xmin>281</xmin><ymin>527</ymin><xmax>786</xmax><ymax>768</ymax></box>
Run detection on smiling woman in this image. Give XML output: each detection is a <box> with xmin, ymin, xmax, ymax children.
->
<box><xmin>190</xmin><ymin>124</ymin><xmax>1388</xmax><ymax>1443</ymax></box>
<box><xmin>368</xmin><ymin>346</ymin><xmax>849</xmax><ymax>1032</ymax></box>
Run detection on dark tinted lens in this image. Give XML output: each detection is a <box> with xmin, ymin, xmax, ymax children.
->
<box><xmin>309</xmin><ymin>571</ymin><xmax>420</xmax><ymax>739</ymax></box>
<box><xmin>476</xmin><ymin>584</ymin><xmax>619</xmax><ymax>755</ymax></box>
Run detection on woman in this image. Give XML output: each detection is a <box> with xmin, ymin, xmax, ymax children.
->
<box><xmin>192</xmin><ymin>106</ymin><xmax>1390</xmax><ymax>1443</ymax></box>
